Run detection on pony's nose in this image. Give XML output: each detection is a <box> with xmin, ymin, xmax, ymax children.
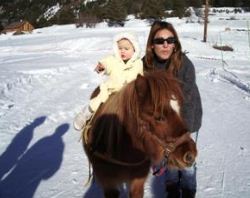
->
<box><xmin>183</xmin><ymin>152</ymin><xmax>195</xmax><ymax>165</ymax></box>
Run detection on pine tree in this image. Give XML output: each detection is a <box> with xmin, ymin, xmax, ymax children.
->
<box><xmin>90</xmin><ymin>0</ymin><xmax>109</xmax><ymax>20</ymax></box>
<box><xmin>104</xmin><ymin>0</ymin><xmax>127</xmax><ymax>27</ymax></box>
<box><xmin>186</xmin><ymin>0</ymin><xmax>202</xmax><ymax>8</ymax></box>
<box><xmin>140</xmin><ymin>0</ymin><xmax>165</xmax><ymax>20</ymax></box>
<box><xmin>125</xmin><ymin>0</ymin><xmax>144</xmax><ymax>16</ymax></box>
<box><xmin>211</xmin><ymin>0</ymin><xmax>225</xmax><ymax>7</ymax></box>
<box><xmin>172</xmin><ymin>0</ymin><xmax>186</xmax><ymax>18</ymax></box>
<box><xmin>0</xmin><ymin>21</ymin><xmax>4</xmax><ymax>32</ymax></box>
<box><xmin>242</xmin><ymin>0</ymin><xmax>250</xmax><ymax>7</ymax></box>
<box><xmin>164</xmin><ymin>0</ymin><xmax>174</xmax><ymax>10</ymax></box>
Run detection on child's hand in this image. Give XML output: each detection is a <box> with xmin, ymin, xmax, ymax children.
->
<box><xmin>95</xmin><ymin>63</ymin><xmax>105</xmax><ymax>73</ymax></box>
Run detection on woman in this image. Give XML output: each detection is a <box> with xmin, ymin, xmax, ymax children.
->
<box><xmin>143</xmin><ymin>21</ymin><xmax>202</xmax><ymax>198</ymax></box>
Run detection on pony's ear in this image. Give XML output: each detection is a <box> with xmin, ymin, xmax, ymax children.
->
<box><xmin>135</xmin><ymin>74</ymin><xmax>148</xmax><ymax>99</ymax></box>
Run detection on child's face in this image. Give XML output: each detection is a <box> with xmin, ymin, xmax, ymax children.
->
<box><xmin>117</xmin><ymin>39</ymin><xmax>135</xmax><ymax>61</ymax></box>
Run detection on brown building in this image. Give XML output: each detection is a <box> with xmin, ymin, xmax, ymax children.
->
<box><xmin>2</xmin><ymin>21</ymin><xmax>34</xmax><ymax>33</ymax></box>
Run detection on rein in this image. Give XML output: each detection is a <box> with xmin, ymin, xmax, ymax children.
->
<box><xmin>83</xmin><ymin>117</ymin><xmax>149</xmax><ymax>167</ymax></box>
<box><xmin>91</xmin><ymin>150</ymin><xmax>149</xmax><ymax>167</ymax></box>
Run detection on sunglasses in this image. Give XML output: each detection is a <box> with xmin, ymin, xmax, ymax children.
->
<box><xmin>152</xmin><ymin>37</ymin><xmax>177</xmax><ymax>45</ymax></box>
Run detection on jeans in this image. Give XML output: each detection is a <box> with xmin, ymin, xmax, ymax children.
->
<box><xmin>165</xmin><ymin>163</ymin><xmax>197</xmax><ymax>191</ymax></box>
<box><xmin>166</xmin><ymin>132</ymin><xmax>198</xmax><ymax>193</ymax></box>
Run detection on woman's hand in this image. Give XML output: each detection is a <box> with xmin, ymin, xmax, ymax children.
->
<box><xmin>95</xmin><ymin>63</ymin><xmax>105</xmax><ymax>73</ymax></box>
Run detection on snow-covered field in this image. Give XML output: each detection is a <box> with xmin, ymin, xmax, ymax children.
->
<box><xmin>1</xmin><ymin>10</ymin><xmax>250</xmax><ymax>198</ymax></box>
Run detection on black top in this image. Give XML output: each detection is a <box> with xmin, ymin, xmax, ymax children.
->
<box><xmin>142</xmin><ymin>54</ymin><xmax>202</xmax><ymax>132</ymax></box>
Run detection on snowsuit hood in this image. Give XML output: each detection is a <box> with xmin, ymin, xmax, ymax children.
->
<box><xmin>113</xmin><ymin>32</ymin><xmax>140</xmax><ymax>62</ymax></box>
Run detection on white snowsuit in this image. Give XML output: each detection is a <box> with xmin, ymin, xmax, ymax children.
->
<box><xmin>89</xmin><ymin>32</ymin><xmax>143</xmax><ymax>111</ymax></box>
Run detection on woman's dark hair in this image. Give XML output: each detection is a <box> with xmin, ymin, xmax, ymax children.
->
<box><xmin>144</xmin><ymin>21</ymin><xmax>182</xmax><ymax>75</ymax></box>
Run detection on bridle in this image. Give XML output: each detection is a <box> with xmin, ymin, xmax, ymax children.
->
<box><xmin>138</xmin><ymin>118</ymin><xmax>190</xmax><ymax>175</ymax></box>
<box><xmin>151</xmin><ymin>132</ymin><xmax>191</xmax><ymax>175</ymax></box>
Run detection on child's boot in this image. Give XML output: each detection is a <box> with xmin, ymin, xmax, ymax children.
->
<box><xmin>73</xmin><ymin>106</ymin><xmax>93</xmax><ymax>131</ymax></box>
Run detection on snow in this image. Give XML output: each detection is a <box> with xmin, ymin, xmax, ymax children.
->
<box><xmin>1</xmin><ymin>10</ymin><xmax>250</xmax><ymax>198</ymax></box>
<box><xmin>43</xmin><ymin>3</ymin><xmax>61</xmax><ymax>21</ymax></box>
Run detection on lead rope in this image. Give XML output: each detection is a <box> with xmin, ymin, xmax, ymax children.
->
<box><xmin>84</xmin><ymin>161</ymin><xmax>93</xmax><ymax>186</ymax></box>
<box><xmin>79</xmin><ymin>110</ymin><xmax>96</xmax><ymax>143</ymax></box>
<box><xmin>79</xmin><ymin>112</ymin><xmax>97</xmax><ymax>187</ymax></box>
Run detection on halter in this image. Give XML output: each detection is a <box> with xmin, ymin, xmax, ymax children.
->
<box><xmin>138</xmin><ymin>118</ymin><xmax>190</xmax><ymax>175</ymax></box>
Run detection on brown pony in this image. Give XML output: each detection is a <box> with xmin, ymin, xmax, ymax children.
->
<box><xmin>83</xmin><ymin>71</ymin><xmax>197</xmax><ymax>198</ymax></box>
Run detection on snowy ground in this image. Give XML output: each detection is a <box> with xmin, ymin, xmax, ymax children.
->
<box><xmin>0</xmin><ymin>10</ymin><xmax>250</xmax><ymax>198</ymax></box>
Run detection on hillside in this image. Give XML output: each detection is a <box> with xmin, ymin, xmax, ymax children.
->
<box><xmin>1</xmin><ymin>0</ymin><xmax>250</xmax><ymax>29</ymax></box>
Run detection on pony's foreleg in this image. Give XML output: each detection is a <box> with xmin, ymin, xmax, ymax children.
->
<box><xmin>103</xmin><ymin>188</ymin><xmax>120</xmax><ymax>198</ymax></box>
<box><xmin>129</xmin><ymin>177</ymin><xmax>147</xmax><ymax>198</ymax></box>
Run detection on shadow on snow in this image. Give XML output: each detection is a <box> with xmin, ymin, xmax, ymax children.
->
<box><xmin>0</xmin><ymin>116</ymin><xmax>69</xmax><ymax>198</ymax></box>
<box><xmin>82</xmin><ymin>171</ymin><xmax>167</xmax><ymax>197</ymax></box>
<box><xmin>83</xmin><ymin>178</ymin><xmax>130</xmax><ymax>198</ymax></box>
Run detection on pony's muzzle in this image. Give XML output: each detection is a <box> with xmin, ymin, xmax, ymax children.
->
<box><xmin>183</xmin><ymin>151</ymin><xmax>195</xmax><ymax>166</ymax></box>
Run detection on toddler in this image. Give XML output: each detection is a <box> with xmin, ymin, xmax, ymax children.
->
<box><xmin>74</xmin><ymin>32</ymin><xmax>143</xmax><ymax>130</ymax></box>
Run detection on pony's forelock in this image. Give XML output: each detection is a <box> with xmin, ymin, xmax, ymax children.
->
<box><xmin>145</xmin><ymin>72</ymin><xmax>182</xmax><ymax>113</ymax></box>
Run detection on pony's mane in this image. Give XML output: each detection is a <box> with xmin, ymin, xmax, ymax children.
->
<box><xmin>97</xmin><ymin>80</ymin><xmax>137</xmax><ymax>122</ymax></box>
<box><xmin>89</xmin><ymin>71</ymin><xmax>183</xmax><ymax>158</ymax></box>
<box><xmin>97</xmin><ymin>71</ymin><xmax>183</xmax><ymax>124</ymax></box>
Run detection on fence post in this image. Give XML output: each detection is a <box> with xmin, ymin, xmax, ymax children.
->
<box><xmin>203</xmin><ymin>0</ymin><xmax>209</xmax><ymax>42</ymax></box>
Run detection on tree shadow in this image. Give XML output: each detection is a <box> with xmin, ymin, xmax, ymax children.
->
<box><xmin>0</xmin><ymin>118</ymin><xmax>69</xmax><ymax>198</ymax></box>
<box><xmin>83</xmin><ymin>177</ymin><xmax>129</xmax><ymax>198</ymax></box>
<box><xmin>84</xmin><ymin>175</ymin><xmax>167</xmax><ymax>198</ymax></box>
<box><xmin>83</xmin><ymin>175</ymin><xmax>167</xmax><ymax>198</ymax></box>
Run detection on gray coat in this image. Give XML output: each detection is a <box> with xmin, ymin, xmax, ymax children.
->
<box><xmin>142</xmin><ymin>54</ymin><xmax>202</xmax><ymax>132</ymax></box>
